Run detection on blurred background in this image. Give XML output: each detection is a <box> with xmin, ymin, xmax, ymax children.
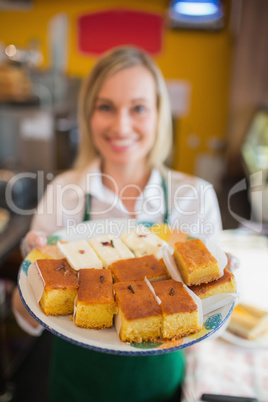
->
<box><xmin>0</xmin><ymin>0</ymin><xmax>268</xmax><ymax>400</ymax></box>
<box><xmin>0</xmin><ymin>0</ymin><xmax>267</xmax><ymax>225</ymax></box>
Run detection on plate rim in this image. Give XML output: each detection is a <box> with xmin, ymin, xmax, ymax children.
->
<box><xmin>220</xmin><ymin>328</ymin><xmax>268</xmax><ymax>350</ymax></box>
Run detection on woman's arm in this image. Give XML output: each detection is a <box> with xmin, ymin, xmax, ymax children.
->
<box><xmin>12</xmin><ymin>169</ymin><xmax>84</xmax><ymax>334</ymax></box>
<box><xmin>12</xmin><ymin>287</ymin><xmax>43</xmax><ymax>333</ymax></box>
<box><xmin>167</xmin><ymin>170</ymin><xmax>223</xmax><ymax>242</ymax></box>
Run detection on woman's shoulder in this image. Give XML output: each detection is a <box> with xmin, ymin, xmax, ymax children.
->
<box><xmin>160</xmin><ymin>166</ymin><xmax>213</xmax><ymax>188</ymax></box>
<box><xmin>51</xmin><ymin>169</ymin><xmax>82</xmax><ymax>185</ymax></box>
<box><xmin>50</xmin><ymin>160</ymin><xmax>100</xmax><ymax>187</ymax></box>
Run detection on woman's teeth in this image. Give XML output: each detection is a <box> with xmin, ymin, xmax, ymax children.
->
<box><xmin>110</xmin><ymin>138</ymin><xmax>135</xmax><ymax>147</ymax></box>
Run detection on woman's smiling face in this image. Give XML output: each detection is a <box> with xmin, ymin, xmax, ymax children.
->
<box><xmin>90</xmin><ymin>65</ymin><xmax>158</xmax><ymax>167</ymax></box>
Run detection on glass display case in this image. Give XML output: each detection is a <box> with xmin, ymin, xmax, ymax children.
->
<box><xmin>241</xmin><ymin>109</ymin><xmax>268</xmax><ymax>223</ymax></box>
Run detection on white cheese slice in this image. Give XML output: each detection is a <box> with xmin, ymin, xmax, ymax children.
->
<box><xmin>121</xmin><ymin>225</ymin><xmax>166</xmax><ymax>259</ymax></box>
<box><xmin>57</xmin><ymin>240</ymin><xmax>103</xmax><ymax>270</ymax></box>
<box><xmin>89</xmin><ymin>235</ymin><xmax>134</xmax><ymax>268</ymax></box>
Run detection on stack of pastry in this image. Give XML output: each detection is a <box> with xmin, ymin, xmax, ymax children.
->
<box><xmin>28</xmin><ymin>229</ymin><xmax>236</xmax><ymax>344</ymax></box>
<box><xmin>227</xmin><ymin>303</ymin><xmax>268</xmax><ymax>340</ymax></box>
<box><xmin>0</xmin><ymin>65</ymin><xmax>32</xmax><ymax>101</ymax></box>
<box><xmin>0</xmin><ymin>208</ymin><xmax>10</xmax><ymax>234</ymax></box>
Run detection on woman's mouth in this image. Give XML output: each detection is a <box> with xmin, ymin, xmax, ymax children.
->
<box><xmin>107</xmin><ymin>137</ymin><xmax>138</xmax><ymax>151</ymax></box>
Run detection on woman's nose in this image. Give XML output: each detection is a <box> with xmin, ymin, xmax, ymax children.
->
<box><xmin>112</xmin><ymin>110</ymin><xmax>131</xmax><ymax>134</ymax></box>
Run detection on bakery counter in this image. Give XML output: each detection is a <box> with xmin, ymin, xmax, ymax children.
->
<box><xmin>0</xmin><ymin>213</ymin><xmax>32</xmax><ymax>266</ymax></box>
<box><xmin>0</xmin><ymin>212</ymin><xmax>35</xmax><ymax>400</ymax></box>
<box><xmin>182</xmin><ymin>229</ymin><xmax>268</xmax><ymax>402</ymax></box>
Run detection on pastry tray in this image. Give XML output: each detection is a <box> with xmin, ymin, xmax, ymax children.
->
<box><xmin>18</xmin><ymin>219</ymin><xmax>235</xmax><ymax>355</ymax></box>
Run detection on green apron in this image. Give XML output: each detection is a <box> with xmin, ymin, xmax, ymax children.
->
<box><xmin>49</xmin><ymin>176</ymin><xmax>185</xmax><ymax>402</ymax></box>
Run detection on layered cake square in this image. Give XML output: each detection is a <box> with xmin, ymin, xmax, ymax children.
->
<box><xmin>75</xmin><ymin>268</ymin><xmax>116</xmax><ymax>329</ymax></box>
<box><xmin>109</xmin><ymin>255</ymin><xmax>170</xmax><ymax>283</ymax></box>
<box><xmin>113</xmin><ymin>280</ymin><xmax>162</xmax><ymax>343</ymax></box>
<box><xmin>28</xmin><ymin>258</ymin><xmax>78</xmax><ymax>316</ymax></box>
<box><xmin>228</xmin><ymin>303</ymin><xmax>268</xmax><ymax>340</ymax></box>
<box><xmin>152</xmin><ymin>279</ymin><xmax>201</xmax><ymax>339</ymax></box>
<box><xmin>173</xmin><ymin>239</ymin><xmax>221</xmax><ymax>286</ymax></box>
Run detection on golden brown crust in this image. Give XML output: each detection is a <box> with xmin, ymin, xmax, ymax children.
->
<box><xmin>110</xmin><ymin>255</ymin><xmax>168</xmax><ymax>283</ymax></box>
<box><xmin>77</xmin><ymin>269</ymin><xmax>114</xmax><ymax>304</ymax></box>
<box><xmin>35</xmin><ymin>258</ymin><xmax>78</xmax><ymax>291</ymax></box>
<box><xmin>174</xmin><ymin>239</ymin><xmax>218</xmax><ymax>274</ymax></box>
<box><xmin>76</xmin><ymin>322</ymin><xmax>113</xmax><ymax>330</ymax></box>
<box><xmin>113</xmin><ymin>281</ymin><xmax>162</xmax><ymax>321</ymax></box>
<box><xmin>152</xmin><ymin>280</ymin><xmax>197</xmax><ymax>314</ymax></box>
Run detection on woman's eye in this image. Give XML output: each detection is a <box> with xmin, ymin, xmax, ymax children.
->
<box><xmin>133</xmin><ymin>105</ymin><xmax>146</xmax><ymax>113</ymax></box>
<box><xmin>97</xmin><ymin>104</ymin><xmax>112</xmax><ymax>112</ymax></box>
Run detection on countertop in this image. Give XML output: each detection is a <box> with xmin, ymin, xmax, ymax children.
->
<box><xmin>182</xmin><ymin>229</ymin><xmax>268</xmax><ymax>402</ymax></box>
<box><xmin>0</xmin><ymin>213</ymin><xmax>32</xmax><ymax>266</ymax></box>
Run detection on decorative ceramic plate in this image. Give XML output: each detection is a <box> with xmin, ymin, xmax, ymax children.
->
<box><xmin>18</xmin><ymin>219</ymin><xmax>235</xmax><ymax>356</ymax></box>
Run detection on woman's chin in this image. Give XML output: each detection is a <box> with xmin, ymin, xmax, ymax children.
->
<box><xmin>109</xmin><ymin>157</ymin><xmax>137</xmax><ymax>166</ymax></box>
<box><xmin>104</xmin><ymin>153</ymin><xmax>146</xmax><ymax>167</ymax></box>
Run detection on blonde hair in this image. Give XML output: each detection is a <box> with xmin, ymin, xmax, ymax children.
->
<box><xmin>75</xmin><ymin>46</ymin><xmax>172</xmax><ymax>169</ymax></box>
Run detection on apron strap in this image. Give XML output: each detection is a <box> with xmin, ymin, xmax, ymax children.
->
<box><xmin>83</xmin><ymin>176</ymin><xmax>169</xmax><ymax>224</ymax></box>
<box><xmin>83</xmin><ymin>193</ymin><xmax>91</xmax><ymax>222</ymax></box>
<box><xmin>161</xmin><ymin>175</ymin><xmax>169</xmax><ymax>225</ymax></box>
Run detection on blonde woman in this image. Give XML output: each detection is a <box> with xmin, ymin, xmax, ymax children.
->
<box><xmin>13</xmin><ymin>46</ymin><xmax>222</xmax><ymax>401</ymax></box>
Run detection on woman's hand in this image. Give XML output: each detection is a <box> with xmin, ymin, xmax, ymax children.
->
<box><xmin>21</xmin><ymin>230</ymin><xmax>47</xmax><ymax>258</ymax></box>
<box><xmin>14</xmin><ymin>230</ymin><xmax>47</xmax><ymax>334</ymax></box>
<box><xmin>25</xmin><ymin>230</ymin><xmax>47</xmax><ymax>249</ymax></box>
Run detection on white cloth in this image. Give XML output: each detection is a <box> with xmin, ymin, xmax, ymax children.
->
<box><xmin>31</xmin><ymin>159</ymin><xmax>222</xmax><ymax>242</ymax></box>
<box><xmin>183</xmin><ymin>339</ymin><xmax>268</xmax><ymax>402</ymax></box>
<box><xmin>183</xmin><ymin>232</ymin><xmax>268</xmax><ymax>402</ymax></box>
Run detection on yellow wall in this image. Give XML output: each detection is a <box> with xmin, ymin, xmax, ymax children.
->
<box><xmin>0</xmin><ymin>0</ymin><xmax>233</xmax><ymax>174</ymax></box>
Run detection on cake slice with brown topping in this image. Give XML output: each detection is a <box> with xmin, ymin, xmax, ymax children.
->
<box><xmin>189</xmin><ymin>268</ymin><xmax>236</xmax><ymax>299</ymax></box>
<box><xmin>75</xmin><ymin>268</ymin><xmax>116</xmax><ymax>329</ymax></box>
<box><xmin>113</xmin><ymin>280</ymin><xmax>162</xmax><ymax>343</ymax></box>
<box><xmin>152</xmin><ymin>279</ymin><xmax>201</xmax><ymax>340</ymax></box>
<box><xmin>173</xmin><ymin>239</ymin><xmax>221</xmax><ymax>286</ymax></box>
<box><xmin>28</xmin><ymin>258</ymin><xmax>78</xmax><ymax>316</ymax></box>
<box><xmin>110</xmin><ymin>255</ymin><xmax>170</xmax><ymax>283</ymax></box>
